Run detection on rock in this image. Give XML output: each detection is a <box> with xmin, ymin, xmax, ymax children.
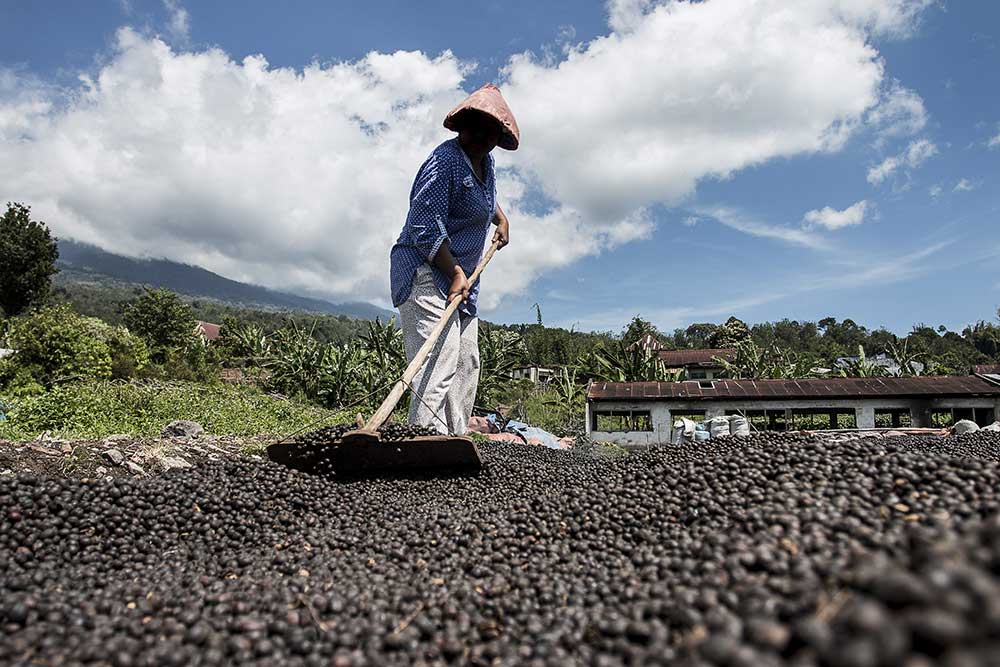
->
<box><xmin>125</xmin><ymin>462</ymin><xmax>145</xmax><ymax>475</ymax></box>
<box><xmin>162</xmin><ymin>420</ymin><xmax>205</xmax><ymax>438</ymax></box>
<box><xmin>104</xmin><ymin>434</ymin><xmax>132</xmax><ymax>443</ymax></box>
<box><xmin>160</xmin><ymin>457</ymin><xmax>192</xmax><ymax>470</ymax></box>
<box><xmin>103</xmin><ymin>449</ymin><xmax>125</xmax><ymax>466</ymax></box>
<box><xmin>94</xmin><ymin>465</ymin><xmax>108</xmax><ymax>475</ymax></box>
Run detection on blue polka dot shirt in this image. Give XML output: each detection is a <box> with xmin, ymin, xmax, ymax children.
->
<box><xmin>390</xmin><ymin>138</ymin><xmax>496</xmax><ymax>318</ymax></box>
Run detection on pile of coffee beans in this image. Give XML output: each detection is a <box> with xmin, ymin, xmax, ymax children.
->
<box><xmin>2</xmin><ymin>431</ymin><xmax>999</xmax><ymax>666</ymax></box>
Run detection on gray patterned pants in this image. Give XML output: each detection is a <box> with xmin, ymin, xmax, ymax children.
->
<box><xmin>398</xmin><ymin>265</ymin><xmax>480</xmax><ymax>435</ymax></box>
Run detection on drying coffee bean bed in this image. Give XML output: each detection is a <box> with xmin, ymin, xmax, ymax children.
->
<box><xmin>2</xmin><ymin>431</ymin><xmax>1000</xmax><ymax>666</ymax></box>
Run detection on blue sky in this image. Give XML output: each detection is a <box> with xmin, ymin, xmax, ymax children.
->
<box><xmin>1</xmin><ymin>1</ymin><xmax>998</xmax><ymax>335</ymax></box>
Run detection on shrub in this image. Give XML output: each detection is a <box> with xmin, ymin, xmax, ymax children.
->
<box><xmin>81</xmin><ymin>317</ymin><xmax>151</xmax><ymax>379</ymax></box>
<box><xmin>1</xmin><ymin>304</ymin><xmax>111</xmax><ymax>391</ymax></box>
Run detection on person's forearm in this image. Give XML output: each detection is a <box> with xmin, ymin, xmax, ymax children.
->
<box><xmin>493</xmin><ymin>204</ymin><xmax>508</xmax><ymax>226</ymax></box>
<box><xmin>432</xmin><ymin>240</ymin><xmax>463</xmax><ymax>277</ymax></box>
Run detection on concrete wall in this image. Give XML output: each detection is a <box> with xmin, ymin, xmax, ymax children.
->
<box><xmin>587</xmin><ymin>397</ymin><xmax>1000</xmax><ymax>448</ymax></box>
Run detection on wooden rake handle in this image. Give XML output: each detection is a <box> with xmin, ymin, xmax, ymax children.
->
<box><xmin>363</xmin><ymin>240</ymin><xmax>501</xmax><ymax>431</ymax></box>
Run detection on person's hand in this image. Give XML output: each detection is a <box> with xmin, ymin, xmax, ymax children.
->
<box><xmin>448</xmin><ymin>267</ymin><xmax>470</xmax><ymax>304</ymax></box>
<box><xmin>493</xmin><ymin>218</ymin><xmax>509</xmax><ymax>249</ymax></box>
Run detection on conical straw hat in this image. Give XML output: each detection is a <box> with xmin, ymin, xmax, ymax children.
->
<box><xmin>443</xmin><ymin>83</ymin><xmax>520</xmax><ymax>151</ymax></box>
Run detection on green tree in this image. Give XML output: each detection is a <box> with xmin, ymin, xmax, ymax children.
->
<box><xmin>709</xmin><ymin>316</ymin><xmax>752</xmax><ymax>348</ymax></box>
<box><xmin>0</xmin><ymin>202</ymin><xmax>60</xmax><ymax>317</ymax></box>
<box><xmin>122</xmin><ymin>288</ymin><xmax>197</xmax><ymax>361</ymax></box>
<box><xmin>622</xmin><ymin>315</ymin><xmax>660</xmax><ymax>347</ymax></box>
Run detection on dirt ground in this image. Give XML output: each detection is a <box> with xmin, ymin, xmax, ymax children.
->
<box><xmin>0</xmin><ymin>433</ymin><xmax>274</xmax><ymax>479</ymax></box>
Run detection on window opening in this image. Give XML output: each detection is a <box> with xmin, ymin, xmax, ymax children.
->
<box><xmin>593</xmin><ymin>410</ymin><xmax>653</xmax><ymax>432</ymax></box>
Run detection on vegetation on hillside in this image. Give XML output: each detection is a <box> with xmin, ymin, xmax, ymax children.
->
<box><xmin>1</xmin><ymin>205</ymin><xmax>998</xmax><ymax>440</ymax></box>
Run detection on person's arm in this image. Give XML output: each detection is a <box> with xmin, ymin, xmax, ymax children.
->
<box><xmin>492</xmin><ymin>204</ymin><xmax>509</xmax><ymax>250</ymax></box>
<box><xmin>404</xmin><ymin>154</ymin><xmax>467</xmax><ymax>304</ymax></box>
<box><xmin>433</xmin><ymin>241</ymin><xmax>469</xmax><ymax>304</ymax></box>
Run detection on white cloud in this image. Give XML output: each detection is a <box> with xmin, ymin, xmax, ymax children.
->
<box><xmin>866</xmin><ymin>82</ymin><xmax>927</xmax><ymax>142</ymax></box>
<box><xmin>929</xmin><ymin>184</ymin><xmax>942</xmax><ymax>198</ymax></box>
<box><xmin>953</xmin><ymin>178</ymin><xmax>975</xmax><ymax>192</ymax></box>
<box><xmin>0</xmin><ymin>0</ymin><xmax>933</xmax><ymax>311</ymax></box>
<box><xmin>867</xmin><ymin>138</ymin><xmax>937</xmax><ymax>184</ymax></box>
<box><xmin>695</xmin><ymin>206</ymin><xmax>830</xmax><ymax>250</ymax></box>
<box><xmin>988</xmin><ymin>128</ymin><xmax>1000</xmax><ymax>149</ymax></box>
<box><xmin>503</xmin><ymin>0</ymin><xmax>904</xmax><ymax>225</ymax></box>
<box><xmin>803</xmin><ymin>200</ymin><xmax>869</xmax><ymax>230</ymax></box>
<box><xmin>163</xmin><ymin>0</ymin><xmax>190</xmax><ymax>43</ymax></box>
<box><xmin>682</xmin><ymin>216</ymin><xmax>699</xmax><ymax>227</ymax></box>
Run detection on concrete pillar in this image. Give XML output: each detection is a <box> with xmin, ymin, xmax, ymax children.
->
<box><xmin>784</xmin><ymin>408</ymin><xmax>794</xmax><ymax>431</ymax></box>
<box><xmin>856</xmin><ymin>406</ymin><xmax>875</xmax><ymax>429</ymax></box>
<box><xmin>584</xmin><ymin>401</ymin><xmax>592</xmax><ymax>436</ymax></box>
<box><xmin>910</xmin><ymin>400</ymin><xmax>932</xmax><ymax>428</ymax></box>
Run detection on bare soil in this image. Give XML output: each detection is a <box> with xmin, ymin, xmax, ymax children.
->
<box><xmin>0</xmin><ymin>434</ymin><xmax>273</xmax><ymax>479</ymax></box>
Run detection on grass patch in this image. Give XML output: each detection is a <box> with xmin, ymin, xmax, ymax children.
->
<box><xmin>0</xmin><ymin>380</ymin><xmax>336</xmax><ymax>441</ymax></box>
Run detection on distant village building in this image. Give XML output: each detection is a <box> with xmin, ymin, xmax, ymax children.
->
<box><xmin>510</xmin><ymin>365</ymin><xmax>559</xmax><ymax>384</ymax></box>
<box><xmin>658</xmin><ymin>348</ymin><xmax>735</xmax><ymax>380</ymax></box>
<box><xmin>629</xmin><ymin>336</ymin><xmax>736</xmax><ymax>379</ymax></box>
<box><xmin>194</xmin><ymin>321</ymin><xmax>221</xmax><ymax>343</ymax></box>
<box><xmin>587</xmin><ymin>375</ymin><xmax>1000</xmax><ymax>449</ymax></box>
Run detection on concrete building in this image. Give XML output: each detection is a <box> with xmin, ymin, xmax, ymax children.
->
<box><xmin>510</xmin><ymin>365</ymin><xmax>560</xmax><ymax>384</ymax></box>
<box><xmin>586</xmin><ymin>375</ymin><xmax>1000</xmax><ymax>448</ymax></box>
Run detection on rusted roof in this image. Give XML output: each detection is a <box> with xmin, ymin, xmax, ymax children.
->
<box><xmin>195</xmin><ymin>321</ymin><xmax>221</xmax><ymax>342</ymax></box>
<box><xmin>658</xmin><ymin>348</ymin><xmax>735</xmax><ymax>367</ymax></box>
<box><xmin>587</xmin><ymin>376</ymin><xmax>1000</xmax><ymax>402</ymax></box>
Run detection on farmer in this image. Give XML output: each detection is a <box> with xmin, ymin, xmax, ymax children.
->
<box><xmin>390</xmin><ymin>83</ymin><xmax>520</xmax><ymax>435</ymax></box>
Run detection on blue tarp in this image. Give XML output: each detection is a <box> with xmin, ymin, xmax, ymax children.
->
<box><xmin>503</xmin><ymin>419</ymin><xmax>564</xmax><ymax>449</ymax></box>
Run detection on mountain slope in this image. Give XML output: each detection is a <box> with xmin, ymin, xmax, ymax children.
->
<box><xmin>55</xmin><ymin>240</ymin><xmax>394</xmax><ymax>320</ymax></box>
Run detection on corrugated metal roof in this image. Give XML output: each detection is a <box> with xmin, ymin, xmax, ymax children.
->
<box><xmin>972</xmin><ymin>364</ymin><xmax>1000</xmax><ymax>375</ymax></box>
<box><xmin>658</xmin><ymin>348</ymin><xmax>735</xmax><ymax>367</ymax></box>
<box><xmin>587</xmin><ymin>376</ymin><xmax>1000</xmax><ymax>402</ymax></box>
<box><xmin>195</xmin><ymin>321</ymin><xmax>221</xmax><ymax>342</ymax></box>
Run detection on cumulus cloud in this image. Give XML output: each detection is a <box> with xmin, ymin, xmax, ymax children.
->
<box><xmin>607</xmin><ymin>0</ymin><xmax>655</xmax><ymax>33</ymax></box>
<box><xmin>953</xmin><ymin>178</ymin><xmax>975</xmax><ymax>192</ymax></box>
<box><xmin>803</xmin><ymin>200</ymin><xmax>869</xmax><ymax>230</ymax></box>
<box><xmin>867</xmin><ymin>138</ymin><xmax>937</xmax><ymax>184</ymax></box>
<box><xmin>929</xmin><ymin>184</ymin><xmax>942</xmax><ymax>198</ymax></box>
<box><xmin>0</xmin><ymin>0</ymin><xmax>933</xmax><ymax>311</ymax></box>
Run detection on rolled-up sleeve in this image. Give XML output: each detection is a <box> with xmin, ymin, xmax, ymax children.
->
<box><xmin>404</xmin><ymin>154</ymin><xmax>453</xmax><ymax>261</ymax></box>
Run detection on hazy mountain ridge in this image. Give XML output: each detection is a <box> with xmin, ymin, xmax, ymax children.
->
<box><xmin>55</xmin><ymin>240</ymin><xmax>395</xmax><ymax>321</ymax></box>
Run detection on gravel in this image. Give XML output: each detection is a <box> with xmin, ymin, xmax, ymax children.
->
<box><xmin>2</xmin><ymin>430</ymin><xmax>1000</xmax><ymax>666</ymax></box>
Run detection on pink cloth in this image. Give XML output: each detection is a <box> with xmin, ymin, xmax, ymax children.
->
<box><xmin>443</xmin><ymin>83</ymin><xmax>520</xmax><ymax>151</ymax></box>
<box><xmin>485</xmin><ymin>433</ymin><xmax>523</xmax><ymax>444</ymax></box>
